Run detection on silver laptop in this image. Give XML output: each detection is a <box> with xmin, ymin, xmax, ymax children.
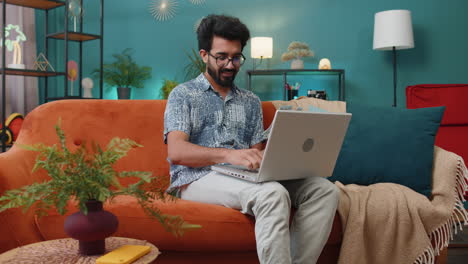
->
<box><xmin>211</xmin><ymin>110</ymin><xmax>351</xmax><ymax>182</ymax></box>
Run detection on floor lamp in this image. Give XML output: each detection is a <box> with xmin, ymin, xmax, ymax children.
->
<box><xmin>373</xmin><ymin>10</ymin><xmax>414</xmax><ymax>107</ymax></box>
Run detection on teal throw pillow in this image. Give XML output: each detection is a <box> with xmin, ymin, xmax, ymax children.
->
<box><xmin>328</xmin><ymin>104</ymin><xmax>445</xmax><ymax>197</ymax></box>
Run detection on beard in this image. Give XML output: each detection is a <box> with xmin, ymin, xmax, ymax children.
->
<box><xmin>207</xmin><ymin>61</ymin><xmax>238</xmax><ymax>88</ymax></box>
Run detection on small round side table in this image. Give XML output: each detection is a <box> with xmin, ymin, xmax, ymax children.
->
<box><xmin>0</xmin><ymin>237</ymin><xmax>159</xmax><ymax>264</ymax></box>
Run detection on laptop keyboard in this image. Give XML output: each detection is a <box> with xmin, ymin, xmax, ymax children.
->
<box><xmin>224</xmin><ymin>164</ymin><xmax>259</xmax><ymax>173</ymax></box>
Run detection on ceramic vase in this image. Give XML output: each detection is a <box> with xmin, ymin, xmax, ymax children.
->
<box><xmin>290</xmin><ymin>59</ymin><xmax>304</xmax><ymax>69</ymax></box>
<box><xmin>64</xmin><ymin>200</ymin><xmax>119</xmax><ymax>255</ymax></box>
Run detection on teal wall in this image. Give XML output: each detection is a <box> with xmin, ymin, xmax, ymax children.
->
<box><xmin>37</xmin><ymin>0</ymin><xmax>468</xmax><ymax>106</ymax></box>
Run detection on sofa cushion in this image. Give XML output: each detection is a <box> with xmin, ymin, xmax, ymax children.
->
<box><xmin>35</xmin><ymin>195</ymin><xmax>257</xmax><ymax>251</ymax></box>
<box><xmin>35</xmin><ymin>196</ymin><xmax>343</xmax><ymax>252</ymax></box>
<box><xmin>328</xmin><ymin>104</ymin><xmax>445</xmax><ymax>198</ymax></box>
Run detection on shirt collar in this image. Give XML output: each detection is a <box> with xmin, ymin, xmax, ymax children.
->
<box><xmin>196</xmin><ymin>73</ymin><xmax>240</xmax><ymax>95</ymax></box>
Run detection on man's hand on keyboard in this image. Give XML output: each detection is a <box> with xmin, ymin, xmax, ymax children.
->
<box><xmin>225</xmin><ymin>149</ymin><xmax>263</xmax><ymax>170</ymax></box>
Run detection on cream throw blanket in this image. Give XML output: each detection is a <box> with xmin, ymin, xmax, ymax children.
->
<box><xmin>271</xmin><ymin>97</ymin><xmax>468</xmax><ymax>264</ymax></box>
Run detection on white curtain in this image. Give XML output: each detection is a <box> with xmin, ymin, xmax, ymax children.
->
<box><xmin>0</xmin><ymin>5</ymin><xmax>38</xmax><ymax>118</ymax></box>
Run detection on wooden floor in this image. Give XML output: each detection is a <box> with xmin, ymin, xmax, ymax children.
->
<box><xmin>448</xmin><ymin>248</ymin><xmax>468</xmax><ymax>264</ymax></box>
<box><xmin>447</xmin><ymin>227</ymin><xmax>468</xmax><ymax>264</ymax></box>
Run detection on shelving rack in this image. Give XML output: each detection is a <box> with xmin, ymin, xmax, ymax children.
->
<box><xmin>246</xmin><ymin>69</ymin><xmax>345</xmax><ymax>101</ymax></box>
<box><xmin>1</xmin><ymin>0</ymin><xmax>104</xmax><ymax>152</ymax></box>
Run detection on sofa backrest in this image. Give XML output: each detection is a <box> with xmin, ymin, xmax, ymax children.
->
<box><xmin>15</xmin><ymin>99</ymin><xmax>277</xmax><ymax>189</ymax></box>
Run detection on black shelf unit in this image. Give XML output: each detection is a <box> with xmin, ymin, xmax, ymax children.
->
<box><xmin>246</xmin><ymin>69</ymin><xmax>346</xmax><ymax>101</ymax></box>
<box><xmin>0</xmin><ymin>68</ymin><xmax>65</xmax><ymax>77</ymax></box>
<box><xmin>1</xmin><ymin>0</ymin><xmax>104</xmax><ymax>152</ymax></box>
<box><xmin>47</xmin><ymin>31</ymin><xmax>101</xmax><ymax>41</ymax></box>
<box><xmin>0</xmin><ymin>0</ymin><xmax>65</xmax><ymax>10</ymax></box>
<box><xmin>43</xmin><ymin>0</ymin><xmax>104</xmax><ymax>102</ymax></box>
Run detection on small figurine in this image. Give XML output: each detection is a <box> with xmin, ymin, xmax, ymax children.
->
<box><xmin>33</xmin><ymin>53</ymin><xmax>55</xmax><ymax>72</ymax></box>
<box><xmin>67</xmin><ymin>60</ymin><xmax>78</xmax><ymax>95</ymax></box>
<box><xmin>68</xmin><ymin>0</ymin><xmax>84</xmax><ymax>32</ymax></box>
<box><xmin>82</xmin><ymin>77</ymin><xmax>94</xmax><ymax>98</ymax></box>
<box><xmin>1</xmin><ymin>24</ymin><xmax>27</xmax><ymax>69</ymax></box>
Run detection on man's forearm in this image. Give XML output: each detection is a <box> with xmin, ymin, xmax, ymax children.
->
<box><xmin>169</xmin><ymin>140</ymin><xmax>231</xmax><ymax>168</ymax></box>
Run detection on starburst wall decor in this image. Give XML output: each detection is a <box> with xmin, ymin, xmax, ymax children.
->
<box><xmin>149</xmin><ymin>0</ymin><xmax>178</xmax><ymax>21</ymax></box>
<box><xmin>189</xmin><ymin>0</ymin><xmax>205</xmax><ymax>5</ymax></box>
<box><xmin>193</xmin><ymin>17</ymin><xmax>205</xmax><ymax>32</ymax></box>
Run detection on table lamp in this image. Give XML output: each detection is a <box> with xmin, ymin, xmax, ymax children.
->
<box><xmin>251</xmin><ymin>37</ymin><xmax>272</xmax><ymax>70</ymax></box>
<box><xmin>373</xmin><ymin>10</ymin><xmax>414</xmax><ymax>107</ymax></box>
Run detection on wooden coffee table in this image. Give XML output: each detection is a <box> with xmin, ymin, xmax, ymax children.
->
<box><xmin>0</xmin><ymin>237</ymin><xmax>160</xmax><ymax>263</ymax></box>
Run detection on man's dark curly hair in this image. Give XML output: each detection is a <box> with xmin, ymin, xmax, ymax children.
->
<box><xmin>197</xmin><ymin>14</ymin><xmax>250</xmax><ymax>52</ymax></box>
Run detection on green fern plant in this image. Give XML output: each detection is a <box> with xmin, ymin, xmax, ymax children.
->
<box><xmin>184</xmin><ymin>48</ymin><xmax>205</xmax><ymax>81</ymax></box>
<box><xmin>161</xmin><ymin>79</ymin><xmax>179</xmax><ymax>99</ymax></box>
<box><xmin>93</xmin><ymin>48</ymin><xmax>152</xmax><ymax>89</ymax></box>
<box><xmin>0</xmin><ymin>120</ymin><xmax>200</xmax><ymax>237</ymax></box>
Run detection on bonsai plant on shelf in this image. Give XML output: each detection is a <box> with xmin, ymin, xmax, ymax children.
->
<box><xmin>281</xmin><ymin>41</ymin><xmax>315</xmax><ymax>69</ymax></box>
<box><xmin>0</xmin><ymin>120</ymin><xmax>200</xmax><ymax>255</ymax></box>
<box><xmin>93</xmin><ymin>48</ymin><xmax>152</xmax><ymax>99</ymax></box>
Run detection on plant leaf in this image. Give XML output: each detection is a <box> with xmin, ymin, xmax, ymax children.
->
<box><xmin>0</xmin><ymin>120</ymin><xmax>201</xmax><ymax>237</ymax></box>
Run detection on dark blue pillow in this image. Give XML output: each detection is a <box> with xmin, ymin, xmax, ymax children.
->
<box><xmin>328</xmin><ymin>104</ymin><xmax>445</xmax><ymax>197</ymax></box>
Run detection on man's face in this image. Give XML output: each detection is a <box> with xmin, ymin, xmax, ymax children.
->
<box><xmin>201</xmin><ymin>36</ymin><xmax>244</xmax><ymax>88</ymax></box>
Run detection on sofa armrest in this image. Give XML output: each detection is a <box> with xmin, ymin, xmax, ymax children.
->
<box><xmin>0</xmin><ymin>146</ymin><xmax>45</xmax><ymax>253</ymax></box>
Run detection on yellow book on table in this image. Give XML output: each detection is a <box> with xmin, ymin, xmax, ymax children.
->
<box><xmin>96</xmin><ymin>245</ymin><xmax>151</xmax><ymax>264</ymax></box>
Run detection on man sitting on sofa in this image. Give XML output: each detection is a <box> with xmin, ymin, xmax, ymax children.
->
<box><xmin>164</xmin><ymin>14</ymin><xmax>339</xmax><ymax>264</ymax></box>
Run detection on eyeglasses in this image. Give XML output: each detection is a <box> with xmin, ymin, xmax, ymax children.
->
<box><xmin>208</xmin><ymin>53</ymin><xmax>246</xmax><ymax>67</ymax></box>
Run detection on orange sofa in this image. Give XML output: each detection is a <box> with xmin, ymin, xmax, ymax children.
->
<box><xmin>0</xmin><ymin>99</ymin><xmax>446</xmax><ymax>263</ymax></box>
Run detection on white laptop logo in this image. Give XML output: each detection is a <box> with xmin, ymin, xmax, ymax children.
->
<box><xmin>302</xmin><ymin>138</ymin><xmax>315</xmax><ymax>152</ymax></box>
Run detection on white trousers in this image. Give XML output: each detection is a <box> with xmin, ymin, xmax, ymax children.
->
<box><xmin>181</xmin><ymin>171</ymin><xmax>340</xmax><ymax>264</ymax></box>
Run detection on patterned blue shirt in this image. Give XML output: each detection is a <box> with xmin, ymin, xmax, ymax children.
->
<box><xmin>164</xmin><ymin>73</ymin><xmax>265</xmax><ymax>193</ymax></box>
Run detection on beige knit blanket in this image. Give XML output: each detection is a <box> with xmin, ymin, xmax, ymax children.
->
<box><xmin>336</xmin><ymin>147</ymin><xmax>468</xmax><ymax>264</ymax></box>
<box><xmin>271</xmin><ymin>97</ymin><xmax>468</xmax><ymax>264</ymax></box>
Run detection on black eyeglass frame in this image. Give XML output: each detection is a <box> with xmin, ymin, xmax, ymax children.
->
<box><xmin>208</xmin><ymin>53</ymin><xmax>246</xmax><ymax>67</ymax></box>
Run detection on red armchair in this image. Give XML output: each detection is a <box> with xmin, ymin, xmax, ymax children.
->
<box><xmin>406</xmin><ymin>84</ymin><xmax>468</xmax><ymax>200</ymax></box>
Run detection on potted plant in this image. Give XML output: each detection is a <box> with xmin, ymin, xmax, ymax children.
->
<box><xmin>0</xmin><ymin>120</ymin><xmax>200</xmax><ymax>255</ymax></box>
<box><xmin>161</xmin><ymin>79</ymin><xmax>179</xmax><ymax>99</ymax></box>
<box><xmin>93</xmin><ymin>48</ymin><xmax>152</xmax><ymax>99</ymax></box>
<box><xmin>183</xmin><ymin>48</ymin><xmax>205</xmax><ymax>81</ymax></box>
<box><xmin>281</xmin><ymin>41</ymin><xmax>314</xmax><ymax>69</ymax></box>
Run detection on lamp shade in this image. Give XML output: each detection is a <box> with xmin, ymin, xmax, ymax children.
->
<box><xmin>373</xmin><ymin>10</ymin><xmax>414</xmax><ymax>50</ymax></box>
<box><xmin>251</xmin><ymin>37</ymin><xmax>273</xmax><ymax>58</ymax></box>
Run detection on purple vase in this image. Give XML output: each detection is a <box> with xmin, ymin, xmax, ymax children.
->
<box><xmin>64</xmin><ymin>200</ymin><xmax>119</xmax><ymax>255</ymax></box>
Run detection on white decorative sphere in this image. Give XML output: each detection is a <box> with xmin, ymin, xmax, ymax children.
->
<box><xmin>318</xmin><ymin>58</ymin><xmax>331</xmax><ymax>70</ymax></box>
<box><xmin>81</xmin><ymin>77</ymin><xmax>93</xmax><ymax>89</ymax></box>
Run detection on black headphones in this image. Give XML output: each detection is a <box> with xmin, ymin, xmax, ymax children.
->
<box><xmin>0</xmin><ymin>113</ymin><xmax>24</xmax><ymax>146</ymax></box>
<box><xmin>0</xmin><ymin>127</ymin><xmax>13</xmax><ymax>145</ymax></box>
